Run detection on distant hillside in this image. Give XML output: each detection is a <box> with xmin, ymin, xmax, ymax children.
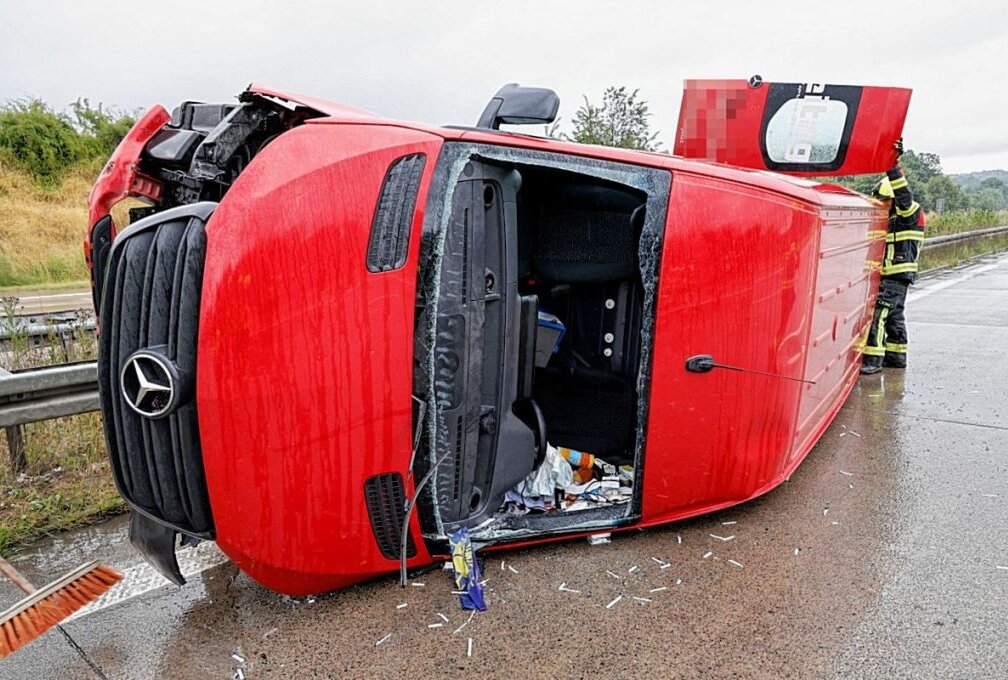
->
<box><xmin>950</xmin><ymin>169</ymin><xmax>1008</xmax><ymax>190</ymax></box>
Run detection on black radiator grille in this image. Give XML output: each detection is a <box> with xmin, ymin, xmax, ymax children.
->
<box><xmin>366</xmin><ymin>153</ymin><xmax>426</xmax><ymax>272</ymax></box>
<box><xmin>97</xmin><ymin>203</ymin><xmax>216</xmax><ymax>537</ymax></box>
<box><xmin>364</xmin><ymin>473</ymin><xmax>416</xmax><ymax>560</ymax></box>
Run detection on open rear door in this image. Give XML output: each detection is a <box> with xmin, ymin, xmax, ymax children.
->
<box><xmin>674</xmin><ymin>79</ymin><xmax>911</xmax><ymax>176</ymax></box>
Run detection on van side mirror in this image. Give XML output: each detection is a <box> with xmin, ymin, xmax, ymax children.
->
<box><xmin>476</xmin><ymin>83</ymin><xmax>560</xmax><ymax>130</ymax></box>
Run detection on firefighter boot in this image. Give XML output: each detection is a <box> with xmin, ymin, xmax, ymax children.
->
<box><xmin>860</xmin><ymin>358</ymin><xmax>883</xmax><ymax>375</ymax></box>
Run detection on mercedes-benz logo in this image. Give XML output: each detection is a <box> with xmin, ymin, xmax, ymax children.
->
<box><xmin>120</xmin><ymin>351</ymin><xmax>177</xmax><ymax>418</ymax></box>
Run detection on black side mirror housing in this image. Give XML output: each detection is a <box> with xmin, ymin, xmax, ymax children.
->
<box><xmin>476</xmin><ymin>83</ymin><xmax>560</xmax><ymax>130</ymax></box>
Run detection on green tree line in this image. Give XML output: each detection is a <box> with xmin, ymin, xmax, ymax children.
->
<box><xmin>0</xmin><ymin>98</ymin><xmax>135</xmax><ymax>186</ymax></box>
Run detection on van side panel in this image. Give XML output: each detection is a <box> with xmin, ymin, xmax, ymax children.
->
<box><xmin>197</xmin><ymin>123</ymin><xmax>442</xmax><ymax>595</ymax></box>
<box><xmin>640</xmin><ymin>174</ymin><xmax>821</xmax><ymax>523</ymax></box>
<box><xmin>791</xmin><ymin>204</ymin><xmax>884</xmax><ymax>464</ymax></box>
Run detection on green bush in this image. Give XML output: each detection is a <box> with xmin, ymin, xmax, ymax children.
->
<box><xmin>0</xmin><ymin>99</ymin><xmax>82</xmax><ymax>186</ymax></box>
<box><xmin>0</xmin><ymin>98</ymin><xmax>135</xmax><ymax>188</ymax></box>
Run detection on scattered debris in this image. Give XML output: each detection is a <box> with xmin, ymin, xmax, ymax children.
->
<box><xmin>676</xmin><ymin>579</ymin><xmax>682</xmax><ymax>585</ymax></box>
<box><xmin>660</xmin><ymin>563</ymin><xmax>672</xmax><ymax>570</ymax></box>
<box><xmin>649</xmin><ymin>587</ymin><xmax>667</xmax><ymax>593</ymax></box>
<box><xmin>703</xmin><ymin>551</ymin><xmax>713</xmax><ymax>559</ymax></box>
<box><xmin>558</xmin><ymin>583</ymin><xmax>581</xmax><ymax>594</ymax></box>
<box><xmin>588</xmin><ymin>533</ymin><xmax>612</xmax><ymax>545</ymax></box>
<box><xmin>467</xmin><ymin>637</ymin><xmax>473</xmax><ymax>657</ymax></box>
<box><xmin>411</xmin><ymin>582</ymin><xmax>425</xmax><ymax>587</ymax></box>
<box><xmin>831</xmin><ymin>521</ymin><xmax>839</xmax><ymax>526</ymax></box>
<box><xmin>982</xmin><ymin>493</ymin><xmax>998</xmax><ymax>498</ymax></box>
<box><xmin>232</xmin><ymin>653</ymin><xmax>246</xmax><ymax>664</ymax></box>
<box><xmin>507</xmin><ymin>565</ymin><xmax>519</xmax><ymax>575</ymax></box>
<box><xmin>710</xmin><ymin>534</ymin><xmax>735</xmax><ymax>542</ymax></box>
<box><xmin>306</xmin><ymin>596</ymin><xmax>317</xmax><ymax>604</ymax></box>
<box><xmin>839</xmin><ymin>470</ymin><xmax>854</xmax><ymax>476</ymax></box>
<box><xmin>722</xmin><ymin>521</ymin><xmax>737</xmax><ymax>526</ymax></box>
<box><xmin>605</xmin><ymin>595</ymin><xmax>623</xmax><ymax>609</ymax></box>
<box><xmin>454</xmin><ymin>610</ymin><xmax>477</xmax><ymax>635</ymax></box>
<box><xmin>677</xmin><ymin>535</ymin><xmax>682</xmax><ymax>544</ymax></box>
<box><xmin>375</xmin><ymin>633</ymin><xmax>392</xmax><ymax>647</ymax></box>
<box><xmin>633</xmin><ymin>596</ymin><xmax>652</xmax><ymax>604</ymax></box>
<box><xmin>437</xmin><ymin>612</ymin><xmax>449</xmax><ymax>623</ymax></box>
<box><xmin>263</xmin><ymin>628</ymin><xmax>278</xmax><ymax>639</ymax></box>
<box><xmin>396</xmin><ymin>603</ymin><xmax>408</xmax><ymax>609</ymax></box>
<box><xmin>650</xmin><ymin>557</ymin><xmax>666</xmax><ymax>565</ymax></box>
<box><xmin>823</xmin><ymin>508</ymin><xmax>829</xmax><ymax>516</ymax></box>
<box><xmin>501</xmin><ymin>561</ymin><xmax>506</xmax><ymax>571</ymax></box>
<box><xmin>606</xmin><ymin>570</ymin><xmax>622</xmax><ymax>580</ymax></box>
<box><xmin>728</xmin><ymin>559</ymin><xmax>744</xmax><ymax>568</ymax></box>
<box><xmin>794</xmin><ymin>548</ymin><xmax>800</xmax><ymax>556</ymax></box>
<box><xmin>428</xmin><ymin>622</ymin><xmax>444</xmax><ymax>629</ymax></box>
<box><xmin>628</xmin><ymin>565</ymin><xmax>640</xmax><ymax>574</ymax></box>
<box><xmin>235</xmin><ymin>670</ymin><xmax>245</xmax><ymax>680</ymax></box>
<box><xmin>996</xmin><ymin>565</ymin><xmax>1008</xmax><ymax>571</ymax></box>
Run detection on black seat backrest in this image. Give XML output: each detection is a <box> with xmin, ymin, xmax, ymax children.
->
<box><xmin>533</xmin><ymin>190</ymin><xmax>645</xmax><ymax>283</ymax></box>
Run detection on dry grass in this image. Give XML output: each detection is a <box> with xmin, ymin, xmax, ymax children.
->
<box><xmin>0</xmin><ymin>160</ymin><xmax>101</xmax><ymax>287</ymax></box>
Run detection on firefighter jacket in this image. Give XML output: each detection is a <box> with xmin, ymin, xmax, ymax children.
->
<box><xmin>882</xmin><ymin>166</ymin><xmax>926</xmax><ymax>284</ymax></box>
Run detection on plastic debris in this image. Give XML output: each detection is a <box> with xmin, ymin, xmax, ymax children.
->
<box><xmin>710</xmin><ymin>534</ymin><xmax>735</xmax><ymax>541</ymax></box>
<box><xmin>677</xmin><ymin>535</ymin><xmax>682</xmax><ymax>544</ymax></box>
<box><xmin>605</xmin><ymin>595</ymin><xmax>623</xmax><ymax>609</ymax></box>
<box><xmin>232</xmin><ymin>653</ymin><xmax>246</xmax><ymax>664</ymax></box>
<box><xmin>996</xmin><ymin>565</ymin><xmax>1008</xmax><ymax>571</ymax></box>
<box><xmin>467</xmin><ymin>637</ymin><xmax>473</xmax><ymax>657</ymax></box>
<box><xmin>588</xmin><ymin>533</ymin><xmax>612</xmax><ymax>545</ymax></box>
<box><xmin>375</xmin><ymin>633</ymin><xmax>392</xmax><ymax>647</ymax></box>
<box><xmin>649</xmin><ymin>587</ymin><xmax>667</xmax><ymax>593</ymax></box>
<box><xmin>558</xmin><ymin>583</ymin><xmax>581</xmax><ymax>593</ymax></box>
<box><xmin>235</xmin><ymin>670</ymin><xmax>245</xmax><ymax>680</ymax></box>
<box><xmin>306</xmin><ymin>596</ymin><xmax>317</xmax><ymax>604</ymax></box>
<box><xmin>437</xmin><ymin>612</ymin><xmax>449</xmax><ymax>623</ymax></box>
<box><xmin>823</xmin><ymin>508</ymin><xmax>829</xmax><ymax>516</ymax></box>
<box><xmin>722</xmin><ymin>521</ymin><xmax>737</xmax><ymax>525</ymax></box>
<box><xmin>628</xmin><ymin>565</ymin><xmax>640</xmax><ymax>574</ymax></box>
<box><xmin>606</xmin><ymin>570</ymin><xmax>622</xmax><ymax>580</ymax></box>
<box><xmin>839</xmin><ymin>470</ymin><xmax>854</xmax><ymax>476</ymax></box>
<box><xmin>703</xmin><ymin>551</ymin><xmax>713</xmax><ymax>559</ymax></box>
<box><xmin>794</xmin><ymin>548</ymin><xmax>800</xmax><ymax>556</ymax></box>
<box><xmin>650</xmin><ymin>557</ymin><xmax>666</xmax><ymax>565</ymax></box>
<box><xmin>453</xmin><ymin>610</ymin><xmax>476</xmax><ymax>635</ymax></box>
<box><xmin>396</xmin><ymin>603</ymin><xmax>408</xmax><ymax>609</ymax></box>
<box><xmin>633</xmin><ymin>596</ymin><xmax>652</xmax><ymax>604</ymax></box>
<box><xmin>728</xmin><ymin>559</ymin><xmax>743</xmax><ymax>568</ymax></box>
<box><xmin>449</xmin><ymin>528</ymin><xmax>488</xmax><ymax>611</ymax></box>
<box><xmin>676</xmin><ymin>579</ymin><xmax>682</xmax><ymax>585</ymax></box>
<box><xmin>428</xmin><ymin>622</ymin><xmax>444</xmax><ymax>629</ymax></box>
<box><xmin>660</xmin><ymin>563</ymin><xmax>671</xmax><ymax>570</ymax></box>
<box><xmin>411</xmin><ymin>582</ymin><xmax>426</xmax><ymax>587</ymax></box>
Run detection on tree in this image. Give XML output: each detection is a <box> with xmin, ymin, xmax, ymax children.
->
<box><xmin>568</xmin><ymin>86</ymin><xmax>660</xmax><ymax>151</ymax></box>
<box><xmin>926</xmin><ymin>174</ymin><xmax>967</xmax><ymax>211</ymax></box>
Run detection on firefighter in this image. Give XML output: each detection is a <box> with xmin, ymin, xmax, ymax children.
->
<box><xmin>860</xmin><ymin>144</ymin><xmax>926</xmax><ymax>375</ymax></box>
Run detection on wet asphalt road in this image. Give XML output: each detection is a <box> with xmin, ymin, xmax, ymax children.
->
<box><xmin>3</xmin><ymin>253</ymin><xmax>1007</xmax><ymax>679</ymax></box>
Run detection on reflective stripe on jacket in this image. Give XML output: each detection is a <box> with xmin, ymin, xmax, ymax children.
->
<box><xmin>881</xmin><ymin>166</ymin><xmax>925</xmax><ymax>283</ymax></box>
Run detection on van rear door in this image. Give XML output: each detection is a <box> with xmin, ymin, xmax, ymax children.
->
<box><xmin>673</xmin><ymin>79</ymin><xmax>911</xmax><ymax>176</ymax></box>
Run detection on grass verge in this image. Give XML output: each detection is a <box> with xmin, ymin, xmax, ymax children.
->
<box><xmin>0</xmin><ymin>412</ymin><xmax>123</xmax><ymax>555</ymax></box>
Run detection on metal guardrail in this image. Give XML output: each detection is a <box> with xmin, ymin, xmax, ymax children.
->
<box><xmin>0</xmin><ymin>362</ymin><xmax>99</xmax><ymax>472</ymax></box>
<box><xmin>921</xmin><ymin>224</ymin><xmax>1008</xmax><ymax>249</ymax></box>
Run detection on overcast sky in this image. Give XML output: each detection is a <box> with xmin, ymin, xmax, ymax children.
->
<box><xmin>1</xmin><ymin>0</ymin><xmax>1005</xmax><ymax>173</ymax></box>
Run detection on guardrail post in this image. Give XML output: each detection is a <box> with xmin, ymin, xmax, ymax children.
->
<box><xmin>5</xmin><ymin>425</ymin><xmax>26</xmax><ymax>474</ymax></box>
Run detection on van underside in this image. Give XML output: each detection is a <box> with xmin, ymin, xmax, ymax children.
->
<box><xmin>412</xmin><ymin>144</ymin><xmax>669</xmax><ymax>545</ymax></box>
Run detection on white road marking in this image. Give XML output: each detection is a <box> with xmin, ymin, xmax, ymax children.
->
<box><xmin>67</xmin><ymin>541</ymin><xmax>229</xmax><ymax>621</ymax></box>
<box><xmin>908</xmin><ymin>260</ymin><xmax>1004</xmax><ymax>303</ymax></box>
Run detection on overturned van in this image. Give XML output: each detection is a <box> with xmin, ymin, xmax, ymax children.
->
<box><xmin>86</xmin><ymin>83</ymin><xmax>893</xmax><ymax>595</ymax></box>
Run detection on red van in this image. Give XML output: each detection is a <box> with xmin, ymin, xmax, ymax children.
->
<box><xmin>87</xmin><ymin>83</ymin><xmax>896</xmax><ymax>596</ymax></box>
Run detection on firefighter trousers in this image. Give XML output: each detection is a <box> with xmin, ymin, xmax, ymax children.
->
<box><xmin>863</xmin><ymin>277</ymin><xmax>908</xmax><ymax>367</ymax></box>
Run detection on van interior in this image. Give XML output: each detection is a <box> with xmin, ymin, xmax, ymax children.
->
<box><xmin>413</xmin><ymin>154</ymin><xmax>651</xmax><ymax>541</ymax></box>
